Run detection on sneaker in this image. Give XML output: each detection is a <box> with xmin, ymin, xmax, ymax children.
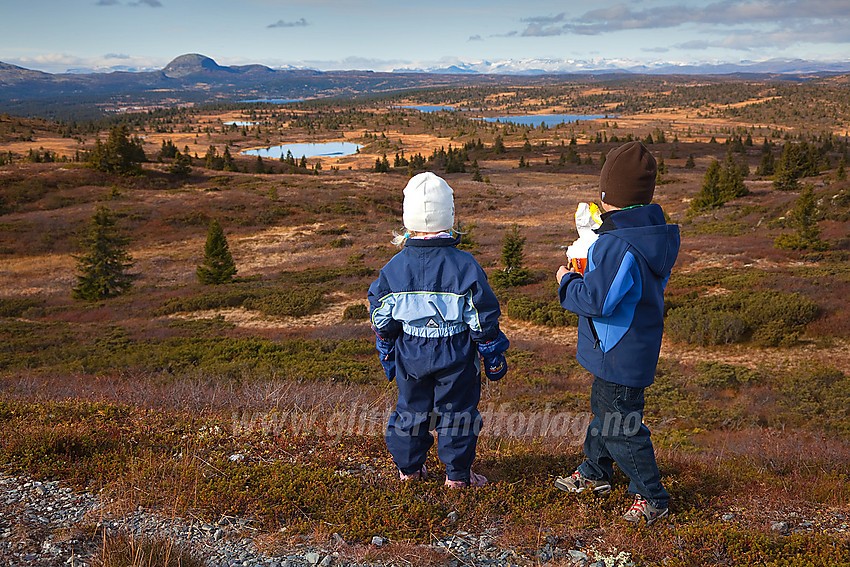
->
<box><xmin>554</xmin><ymin>471</ymin><xmax>611</xmax><ymax>494</ymax></box>
<box><xmin>445</xmin><ymin>471</ymin><xmax>488</xmax><ymax>489</ymax></box>
<box><xmin>399</xmin><ymin>464</ymin><xmax>428</xmax><ymax>481</ymax></box>
<box><xmin>622</xmin><ymin>494</ymin><xmax>669</xmax><ymax>525</ymax></box>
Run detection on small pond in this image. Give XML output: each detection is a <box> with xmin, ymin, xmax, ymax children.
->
<box><xmin>241</xmin><ymin>141</ymin><xmax>362</xmax><ymax>159</ymax></box>
<box><xmin>223</xmin><ymin>121</ymin><xmax>257</xmax><ymax>126</ymax></box>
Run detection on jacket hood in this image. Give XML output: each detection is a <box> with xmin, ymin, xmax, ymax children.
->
<box><xmin>603</xmin><ymin>204</ymin><xmax>680</xmax><ymax>277</ymax></box>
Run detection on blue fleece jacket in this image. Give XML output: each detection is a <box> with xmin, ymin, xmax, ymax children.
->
<box><xmin>558</xmin><ymin>204</ymin><xmax>680</xmax><ymax>387</ymax></box>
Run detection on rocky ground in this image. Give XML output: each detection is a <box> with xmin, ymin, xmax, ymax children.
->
<box><xmin>3</xmin><ymin>472</ymin><xmax>848</xmax><ymax>567</ymax></box>
<box><xmin>0</xmin><ymin>474</ymin><xmax>643</xmax><ymax>567</ymax></box>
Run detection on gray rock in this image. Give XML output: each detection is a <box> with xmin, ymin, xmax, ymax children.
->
<box><xmin>319</xmin><ymin>555</ymin><xmax>333</xmax><ymax>567</ymax></box>
<box><xmin>370</xmin><ymin>536</ymin><xmax>384</xmax><ymax>547</ymax></box>
<box><xmin>447</xmin><ymin>511</ymin><xmax>459</xmax><ymax>523</ymax></box>
<box><xmin>305</xmin><ymin>551</ymin><xmax>321</xmax><ymax>564</ymax></box>
<box><xmin>771</xmin><ymin>521</ymin><xmax>789</xmax><ymax>533</ymax></box>
<box><xmin>722</xmin><ymin>513</ymin><xmax>735</xmax><ymax>521</ymax></box>
<box><xmin>568</xmin><ymin>549</ymin><xmax>590</xmax><ymax>562</ymax></box>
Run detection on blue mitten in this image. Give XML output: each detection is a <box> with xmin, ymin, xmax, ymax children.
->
<box><xmin>375</xmin><ymin>335</ymin><xmax>396</xmax><ymax>381</ymax></box>
<box><xmin>482</xmin><ymin>353</ymin><xmax>507</xmax><ymax>381</ymax></box>
<box><xmin>478</xmin><ymin>331</ymin><xmax>510</xmax><ymax>381</ymax></box>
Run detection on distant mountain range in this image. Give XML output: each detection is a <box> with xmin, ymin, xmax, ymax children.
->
<box><xmin>394</xmin><ymin>57</ymin><xmax>850</xmax><ymax>76</ymax></box>
<box><xmin>1</xmin><ymin>53</ymin><xmax>848</xmax><ymax>120</ymax></box>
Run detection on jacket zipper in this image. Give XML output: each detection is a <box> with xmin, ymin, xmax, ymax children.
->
<box><xmin>587</xmin><ymin>317</ymin><xmax>601</xmax><ymax>350</ymax></box>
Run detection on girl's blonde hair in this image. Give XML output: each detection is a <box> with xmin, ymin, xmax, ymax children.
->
<box><xmin>391</xmin><ymin>227</ymin><xmax>460</xmax><ymax>247</ymax></box>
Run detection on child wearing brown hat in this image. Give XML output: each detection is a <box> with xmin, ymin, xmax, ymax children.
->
<box><xmin>553</xmin><ymin>141</ymin><xmax>680</xmax><ymax>525</ymax></box>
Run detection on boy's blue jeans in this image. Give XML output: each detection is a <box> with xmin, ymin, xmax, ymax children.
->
<box><xmin>577</xmin><ymin>376</ymin><xmax>670</xmax><ymax>509</ymax></box>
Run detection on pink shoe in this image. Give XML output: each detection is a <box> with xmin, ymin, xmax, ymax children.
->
<box><xmin>445</xmin><ymin>472</ymin><xmax>488</xmax><ymax>489</ymax></box>
<box><xmin>399</xmin><ymin>465</ymin><xmax>428</xmax><ymax>481</ymax></box>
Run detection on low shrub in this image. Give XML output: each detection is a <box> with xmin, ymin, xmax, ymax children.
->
<box><xmin>156</xmin><ymin>282</ymin><xmax>333</xmax><ymax>319</ymax></box>
<box><xmin>506</xmin><ymin>296</ymin><xmax>577</xmax><ymax>327</ymax></box>
<box><xmin>167</xmin><ymin>315</ymin><xmax>236</xmax><ymax>333</ymax></box>
<box><xmin>0</xmin><ymin>296</ymin><xmax>44</xmax><ymax>318</ymax></box>
<box><xmin>244</xmin><ymin>289</ymin><xmax>323</xmax><ymax>318</ymax></box>
<box><xmin>777</xmin><ymin>363</ymin><xmax>849</xmax><ymax>431</ymax></box>
<box><xmin>666</xmin><ymin>309</ymin><xmax>749</xmax><ymax>346</ymax></box>
<box><xmin>278</xmin><ymin>265</ymin><xmax>374</xmax><ymax>286</ymax></box>
<box><xmin>328</xmin><ymin>237</ymin><xmax>352</xmax><ymax>248</ymax></box>
<box><xmin>342</xmin><ymin>303</ymin><xmax>369</xmax><ymax>321</ymax></box>
<box><xmin>0</xmin><ymin>320</ymin><xmax>380</xmax><ymax>383</ymax></box>
<box><xmin>666</xmin><ymin>290</ymin><xmax>819</xmax><ymax>346</ymax></box>
<box><xmin>694</xmin><ymin>361</ymin><xmax>761</xmax><ymax>389</ymax></box>
<box><xmin>155</xmin><ymin>286</ymin><xmax>256</xmax><ymax>315</ymax></box>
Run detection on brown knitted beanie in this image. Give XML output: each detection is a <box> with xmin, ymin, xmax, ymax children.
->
<box><xmin>599</xmin><ymin>141</ymin><xmax>657</xmax><ymax>207</ymax></box>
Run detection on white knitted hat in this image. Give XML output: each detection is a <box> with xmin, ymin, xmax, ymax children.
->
<box><xmin>402</xmin><ymin>172</ymin><xmax>455</xmax><ymax>232</ymax></box>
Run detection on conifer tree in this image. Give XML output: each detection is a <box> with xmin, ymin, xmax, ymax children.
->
<box><xmin>774</xmin><ymin>186</ymin><xmax>829</xmax><ymax>251</ymax></box>
<box><xmin>492</xmin><ymin>224</ymin><xmax>532</xmax><ymax>287</ymax></box>
<box><xmin>689</xmin><ymin>160</ymin><xmax>723</xmax><ymax>213</ymax></box>
<box><xmin>493</xmin><ymin>135</ymin><xmax>505</xmax><ymax>154</ymax></box>
<box><xmin>87</xmin><ymin>124</ymin><xmax>145</xmax><ymax>175</ymax></box>
<box><xmin>72</xmin><ymin>206</ymin><xmax>135</xmax><ymax>300</ymax></box>
<box><xmin>836</xmin><ymin>156</ymin><xmax>847</xmax><ymax>182</ymax></box>
<box><xmin>197</xmin><ymin>219</ymin><xmax>237</xmax><ymax>284</ymax></box>
<box><xmin>756</xmin><ymin>147</ymin><xmax>776</xmax><ymax>177</ymax></box>
<box><xmin>471</xmin><ymin>160</ymin><xmax>483</xmax><ymax>182</ymax></box>
<box><xmin>170</xmin><ymin>152</ymin><xmax>192</xmax><ymax>178</ymax></box>
<box><xmin>222</xmin><ymin>146</ymin><xmax>235</xmax><ymax>171</ymax></box>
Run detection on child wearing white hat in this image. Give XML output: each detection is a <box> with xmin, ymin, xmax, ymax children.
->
<box><xmin>369</xmin><ymin>172</ymin><xmax>509</xmax><ymax>488</ymax></box>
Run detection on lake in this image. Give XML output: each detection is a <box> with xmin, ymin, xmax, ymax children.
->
<box><xmin>241</xmin><ymin>141</ymin><xmax>362</xmax><ymax>159</ymax></box>
<box><xmin>481</xmin><ymin>114</ymin><xmax>612</xmax><ymax>127</ymax></box>
<box><xmin>223</xmin><ymin>121</ymin><xmax>257</xmax><ymax>126</ymax></box>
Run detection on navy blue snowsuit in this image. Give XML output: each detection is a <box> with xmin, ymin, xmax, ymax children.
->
<box><xmin>559</xmin><ymin>204</ymin><xmax>679</xmax><ymax>508</ymax></box>
<box><xmin>368</xmin><ymin>236</ymin><xmax>505</xmax><ymax>482</ymax></box>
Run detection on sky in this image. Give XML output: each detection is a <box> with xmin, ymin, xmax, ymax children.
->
<box><xmin>2</xmin><ymin>0</ymin><xmax>849</xmax><ymax>74</ymax></box>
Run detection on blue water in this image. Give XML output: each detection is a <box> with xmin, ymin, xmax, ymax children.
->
<box><xmin>242</xmin><ymin>142</ymin><xmax>362</xmax><ymax>159</ymax></box>
<box><xmin>238</xmin><ymin>98</ymin><xmax>305</xmax><ymax>104</ymax></box>
<box><xmin>481</xmin><ymin>114</ymin><xmax>611</xmax><ymax>127</ymax></box>
<box><xmin>223</xmin><ymin>121</ymin><xmax>257</xmax><ymax>126</ymax></box>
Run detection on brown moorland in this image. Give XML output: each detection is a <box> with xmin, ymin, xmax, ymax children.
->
<box><xmin>1</xmin><ymin>78</ymin><xmax>849</xmax><ymax>566</ymax></box>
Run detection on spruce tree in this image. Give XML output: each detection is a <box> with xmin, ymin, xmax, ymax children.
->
<box><xmin>72</xmin><ymin>206</ymin><xmax>135</xmax><ymax>300</ymax></box>
<box><xmin>471</xmin><ymin>160</ymin><xmax>483</xmax><ymax>182</ymax></box>
<box><xmin>774</xmin><ymin>186</ymin><xmax>829</xmax><ymax>251</ymax></box>
<box><xmin>169</xmin><ymin>152</ymin><xmax>192</xmax><ymax>178</ymax></box>
<box><xmin>689</xmin><ymin>160</ymin><xmax>723</xmax><ymax>213</ymax></box>
<box><xmin>197</xmin><ymin>219</ymin><xmax>237</xmax><ymax>284</ymax></box>
<box><xmin>492</xmin><ymin>224</ymin><xmax>532</xmax><ymax>287</ymax></box>
<box><xmin>493</xmin><ymin>135</ymin><xmax>506</xmax><ymax>154</ymax></box>
<box><xmin>87</xmin><ymin>124</ymin><xmax>145</xmax><ymax>175</ymax></box>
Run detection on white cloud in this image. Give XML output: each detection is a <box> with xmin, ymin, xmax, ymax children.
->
<box><xmin>7</xmin><ymin>53</ymin><xmax>166</xmax><ymax>74</ymax></box>
<box><xmin>517</xmin><ymin>0</ymin><xmax>850</xmax><ymax>47</ymax></box>
<box><xmin>267</xmin><ymin>18</ymin><xmax>309</xmax><ymax>28</ymax></box>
